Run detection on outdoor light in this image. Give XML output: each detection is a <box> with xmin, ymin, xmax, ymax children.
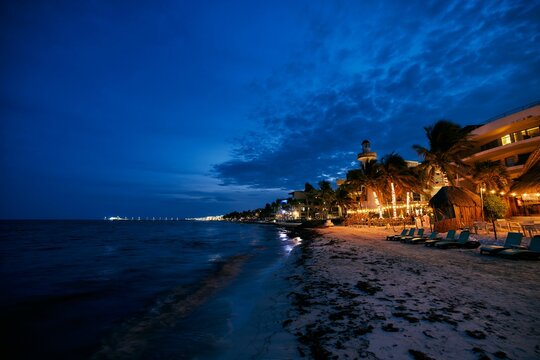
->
<box><xmin>500</xmin><ymin>192</ymin><xmax>505</xmax><ymax>195</ymax></box>
<box><xmin>511</xmin><ymin>192</ymin><xmax>517</xmax><ymax>196</ymax></box>
<box><xmin>490</xmin><ymin>190</ymin><xmax>495</xmax><ymax>194</ymax></box>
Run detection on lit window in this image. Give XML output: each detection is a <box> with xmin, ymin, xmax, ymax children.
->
<box><xmin>526</xmin><ymin>126</ymin><xmax>539</xmax><ymax>138</ymax></box>
<box><xmin>501</xmin><ymin>134</ymin><xmax>512</xmax><ymax>145</ymax></box>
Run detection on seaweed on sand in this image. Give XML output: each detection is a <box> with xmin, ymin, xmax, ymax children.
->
<box><xmin>355</xmin><ymin>280</ymin><xmax>382</xmax><ymax>295</ymax></box>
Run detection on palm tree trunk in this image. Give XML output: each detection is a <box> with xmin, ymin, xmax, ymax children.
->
<box><xmin>491</xmin><ymin>219</ymin><xmax>498</xmax><ymax>240</ymax></box>
<box><xmin>385</xmin><ymin>200</ymin><xmax>396</xmax><ymax>232</ymax></box>
<box><xmin>406</xmin><ymin>192</ymin><xmax>410</xmax><ymax>215</ymax></box>
<box><xmin>391</xmin><ymin>182</ymin><xmax>397</xmax><ymax>218</ymax></box>
<box><xmin>373</xmin><ymin>191</ymin><xmax>383</xmax><ymax>218</ymax></box>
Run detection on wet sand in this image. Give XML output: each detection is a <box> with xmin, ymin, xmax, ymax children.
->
<box><xmin>284</xmin><ymin>226</ymin><xmax>540</xmax><ymax>360</ymax></box>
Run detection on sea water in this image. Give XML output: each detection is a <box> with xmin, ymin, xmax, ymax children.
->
<box><xmin>0</xmin><ymin>220</ymin><xmax>300</xmax><ymax>359</ymax></box>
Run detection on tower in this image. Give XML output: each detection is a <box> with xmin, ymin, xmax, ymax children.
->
<box><xmin>357</xmin><ymin>139</ymin><xmax>377</xmax><ymax>166</ymax></box>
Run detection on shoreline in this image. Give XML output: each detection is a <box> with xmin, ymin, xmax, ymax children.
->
<box><xmin>283</xmin><ymin>226</ymin><xmax>540</xmax><ymax>359</ymax></box>
<box><xmin>92</xmin><ymin>254</ymin><xmax>252</xmax><ymax>359</ymax></box>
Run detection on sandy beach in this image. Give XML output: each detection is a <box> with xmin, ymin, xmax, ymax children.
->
<box><xmin>284</xmin><ymin>226</ymin><xmax>540</xmax><ymax>360</ymax></box>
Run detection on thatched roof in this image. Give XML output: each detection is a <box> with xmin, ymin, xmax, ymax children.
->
<box><xmin>510</xmin><ymin>146</ymin><xmax>540</xmax><ymax>194</ymax></box>
<box><xmin>511</xmin><ymin>163</ymin><xmax>540</xmax><ymax>194</ymax></box>
<box><xmin>520</xmin><ymin>146</ymin><xmax>540</xmax><ymax>175</ymax></box>
<box><xmin>429</xmin><ymin>186</ymin><xmax>482</xmax><ymax>208</ymax></box>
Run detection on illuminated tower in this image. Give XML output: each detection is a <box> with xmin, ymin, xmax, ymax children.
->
<box><xmin>357</xmin><ymin>139</ymin><xmax>378</xmax><ymax>166</ymax></box>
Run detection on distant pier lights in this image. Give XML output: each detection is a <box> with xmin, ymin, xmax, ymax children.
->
<box><xmin>105</xmin><ymin>216</ymin><xmax>183</xmax><ymax>221</ymax></box>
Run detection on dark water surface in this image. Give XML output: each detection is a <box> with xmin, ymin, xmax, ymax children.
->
<box><xmin>0</xmin><ymin>220</ymin><xmax>298</xmax><ymax>359</ymax></box>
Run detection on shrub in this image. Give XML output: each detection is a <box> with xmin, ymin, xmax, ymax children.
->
<box><xmin>483</xmin><ymin>194</ymin><xmax>509</xmax><ymax>239</ymax></box>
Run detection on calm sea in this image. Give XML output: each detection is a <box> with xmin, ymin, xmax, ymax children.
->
<box><xmin>0</xmin><ymin>220</ymin><xmax>299</xmax><ymax>359</ymax></box>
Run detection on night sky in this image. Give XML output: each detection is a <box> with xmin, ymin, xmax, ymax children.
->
<box><xmin>1</xmin><ymin>1</ymin><xmax>539</xmax><ymax>219</ymax></box>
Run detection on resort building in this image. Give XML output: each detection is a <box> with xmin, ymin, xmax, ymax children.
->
<box><xmin>288</xmin><ymin>191</ymin><xmax>308</xmax><ymax>219</ymax></box>
<box><xmin>462</xmin><ymin>102</ymin><xmax>540</xmax><ymax>180</ymax></box>
<box><xmin>284</xmin><ymin>102</ymin><xmax>539</xmax><ymax>223</ymax></box>
<box><xmin>340</xmin><ymin>101</ymin><xmax>539</xmax><ymax>221</ymax></box>
<box><xmin>461</xmin><ymin>102</ymin><xmax>540</xmax><ymax>216</ymax></box>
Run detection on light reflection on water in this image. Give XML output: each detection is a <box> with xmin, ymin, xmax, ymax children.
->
<box><xmin>208</xmin><ymin>254</ymin><xmax>223</xmax><ymax>262</ymax></box>
<box><xmin>279</xmin><ymin>230</ymin><xmax>302</xmax><ymax>255</ymax></box>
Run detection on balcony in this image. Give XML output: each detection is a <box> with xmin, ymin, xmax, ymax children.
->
<box><xmin>465</xmin><ymin>136</ymin><xmax>540</xmax><ymax>164</ymax></box>
<box><xmin>479</xmin><ymin>128</ymin><xmax>539</xmax><ymax>152</ymax></box>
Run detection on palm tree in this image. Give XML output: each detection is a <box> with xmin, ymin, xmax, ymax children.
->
<box><xmin>408</xmin><ymin>165</ymin><xmax>432</xmax><ymax>194</ymax></box>
<box><xmin>405</xmin><ymin>165</ymin><xmax>432</xmax><ymax>216</ymax></box>
<box><xmin>379</xmin><ymin>152</ymin><xmax>416</xmax><ymax>218</ymax></box>
<box><xmin>334</xmin><ymin>186</ymin><xmax>354</xmax><ymax>217</ymax></box>
<box><xmin>345</xmin><ymin>169</ymin><xmax>365</xmax><ymax>212</ymax></box>
<box><xmin>304</xmin><ymin>182</ymin><xmax>317</xmax><ymax>219</ymax></box>
<box><xmin>271</xmin><ymin>199</ymin><xmax>281</xmax><ymax>216</ymax></box>
<box><xmin>413</xmin><ymin>120</ymin><xmax>474</xmax><ymax>186</ymax></box>
<box><xmin>318</xmin><ymin>180</ymin><xmax>335</xmax><ymax>219</ymax></box>
<box><xmin>260</xmin><ymin>203</ymin><xmax>274</xmax><ymax>219</ymax></box>
<box><xmin>470</xmin><ymin>161</ymin><xmax>510</xmax><ymax>193</ymax></box>
<box><xmin>286</xmin><ymin>197</ymin><xmax>303</xmax><ymax>220</ymax></box>
<box><xmin>358</xmin><ymin>159</ymin><xmax>386</xmax><ymax>218</ymax></box>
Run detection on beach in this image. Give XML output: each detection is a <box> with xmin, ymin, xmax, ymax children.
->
<box><xmin>284</xmin><ymin>226</ymin><xmax>540</xmax><ymax>360</ymax></box>
<box><xmin>3</xmin><ymin>221</ymin><xmax>539</xmax><ymax>359</ymax></box>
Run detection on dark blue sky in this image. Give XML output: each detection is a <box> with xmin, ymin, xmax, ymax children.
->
<box><xmin>1</xmin><ymin>0</ymin><xmax>539</xmax><ymax>219</ymax></box>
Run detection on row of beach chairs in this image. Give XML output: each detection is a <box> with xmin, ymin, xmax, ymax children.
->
<box><xmin>479</xmin><ymin>232</ymin><xmax>540</xmax><ymax>260</ymax></box>
<box><xmin>385</xmin><ymin>228</ymin><xmax>540</xmax><ymax>260</ymax></box>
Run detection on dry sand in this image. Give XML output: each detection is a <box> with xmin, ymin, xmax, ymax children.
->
<box><xmin>284</xmin><ymin>226</ymin><xmax>540</xmax><ymax>360</ymax></box>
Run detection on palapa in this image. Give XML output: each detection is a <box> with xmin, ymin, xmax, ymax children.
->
<box><xmin>510</xmin><ymin>165</ymin><xmax>540</xmax><ymax>194</ymax></box>
<box><xmin>429</xmin><ymin>186</ymin><xmax>482</xmax><ymax>232</ymax></box>
<box><xmin>510</xmin><ymin>146</ymin><xmax>540</xmax><ymax>195</ymax></box>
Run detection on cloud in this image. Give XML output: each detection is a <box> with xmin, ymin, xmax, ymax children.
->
<box><xmin>214</xmin><ymin>0</ymin><xmax>540</xmax><ymax>191</ymax></box>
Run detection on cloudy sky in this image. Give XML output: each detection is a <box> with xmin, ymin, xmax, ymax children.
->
<box><xmin>1</xmin><ymin>0</ymin><xmax>539</xmax><ymax>219</ymax></box>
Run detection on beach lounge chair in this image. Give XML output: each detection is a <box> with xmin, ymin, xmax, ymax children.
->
<box><xmin>401</xmin><ymin>228</ymin><xmax>423</xmax><ymax>242</ymax></box>
<box><xmin>394</xmin><ymin>228</ymin><xmax>416</xmax><ymax>242</ymax></box>
<box><xmin>434</xmin><ymin>230</ymin><xmax>479</xmax><ymax>249</ymax></box>
<box><xmin>479</xmin><ymin>232</ymin><xmax>524</xmax><ymax>255</ymax></box>
<box><xmin>424</xmin><ymin>229</ymin><xmax>456</xmax><ymax>247</ymax></box>
<box><xmin>498</xmin><ymin>235</ymin><xmax>540</xmax><ymax>260</ymax></box>
<box><xmin>407</xmin><ymin>231</ymin><xmax>437</xmax><ymax>244</ymax></box>
<box><xmin>386</xmin><ymin>228</ymin><xmax>408</xmax><ymax>241</ymax></box>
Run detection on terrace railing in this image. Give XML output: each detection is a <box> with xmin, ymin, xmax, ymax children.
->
<box><xmin>481</xmin><ymin>99</ymin><xmax>540</xmax><ymax>124</ymax></box>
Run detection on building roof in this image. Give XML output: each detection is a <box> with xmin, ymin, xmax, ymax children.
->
<box><xmin>510</xmin><ymin>147</ymin><xmax>540</xmax><ymax>194</ymax></box>
<box><xmin>469</xmin><ymin>109</ymin><xmax>540</xmax><ymax>142</ymax></box>
<box><xmin>510</xmin><ymin>166</ymin><xmax>540</xmax><ymax>194</ymax></box>
<box><xmin>521</xmin><ymin>146</ymin><xmax>540</xmax><ymax>175</ymax></box>
<box><xmin>429</xmin><ymin>186</ymin><xmax>482</xmax><ymax>208</ymax></box>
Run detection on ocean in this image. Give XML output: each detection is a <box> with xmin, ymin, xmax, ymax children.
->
<box><xmin>0</xmin><ymin>220</ymin><xmax>301</xmax><ymax>359</ymax></box>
